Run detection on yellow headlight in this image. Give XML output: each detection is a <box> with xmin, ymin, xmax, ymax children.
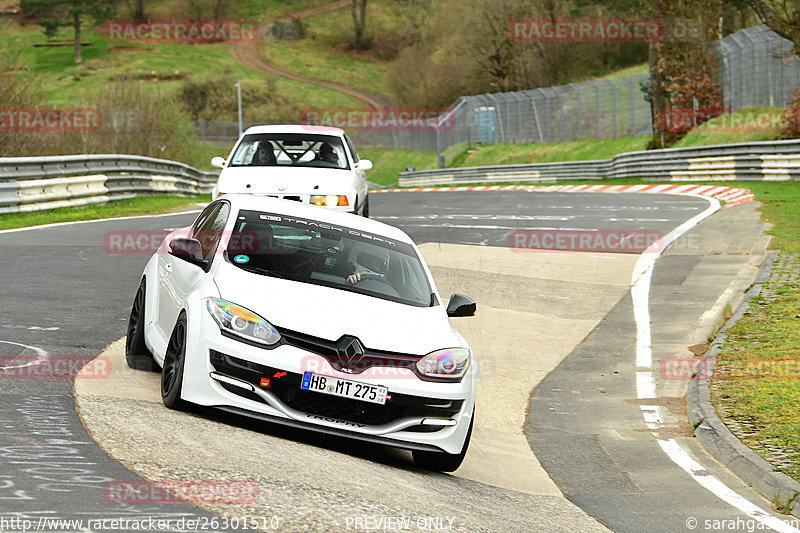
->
<box><xmin>311</xmin><ymin>195</ymin><xmax>349</xmax><ymax>207</ymax></box>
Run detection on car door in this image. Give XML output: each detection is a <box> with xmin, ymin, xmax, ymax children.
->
<box><xmin>156</xmin><ymin>202</ymin><xmax>230</xmax><ymax>340</ymax></box>
<box><xmin>344</xmin><ymin>134</ymin><xmax>368</xmax><ymax>206</ymax></box>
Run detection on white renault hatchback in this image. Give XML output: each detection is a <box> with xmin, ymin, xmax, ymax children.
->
<box><xmin>125</xmin><ymin>194</ymin><xmax>477</xmax><ymax>471</ymax></box>
<box><xmin>211</xmin><ymin>125</ymin><xmax>372</xmax><ymax>217</ymax></box>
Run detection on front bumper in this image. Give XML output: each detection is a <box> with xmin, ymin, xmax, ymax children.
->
<box><xmin>217</xmin><ymin>192</ymin><xmax>357</xmax><ymax>213</ymax></box>
<box><xmin>179</xmin><ymin>311</ymin><xmax>476</xmax><ymax>454</ymax></box>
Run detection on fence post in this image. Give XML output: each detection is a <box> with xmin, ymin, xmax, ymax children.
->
<box><xmin>531</xmin><ymin>90</ymin><xmax>544</xmax><ymax>142</ymax></box>
<box><xmin>605</xmin><ymin>78</ymin><xmax>618</xmax><ymax>139</ymax></box>
<box><xmin>570</xmin><ymin>83</ymin><xmax>583</xmax><ymax>140</ymax></box>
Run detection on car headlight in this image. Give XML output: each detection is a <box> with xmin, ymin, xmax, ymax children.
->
<box><xmin>416</xmin><ymin>348</ymin><xmax>471</xmax><ymax>381</ymax></box>
<box><xmin>206</xmin><ymin>298</ymin><xmax>281</xmax><ymax>346</ymax></box>
<box><xmin>311</xmin><ymin>194</ymin><xmax>349</xmax><ymax>207</ymax></box>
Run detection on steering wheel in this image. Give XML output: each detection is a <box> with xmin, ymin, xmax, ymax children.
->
<box><xmin>354</xmin><ymin>277</ymin><xmax>400</xmax><ymax>297</ymax></box>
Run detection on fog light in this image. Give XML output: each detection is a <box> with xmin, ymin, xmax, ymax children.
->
<box><xmin>421</xmin><ymin>418</ymin><xmax>457</xmax><ymax>426</ymax></box>
<box><xmin>210</xmin><ymin>372</ymin><xmax>255</xmax><ymax>392</ymax></box>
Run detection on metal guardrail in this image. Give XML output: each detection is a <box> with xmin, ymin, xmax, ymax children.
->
<box><xmin>398</xmin><ymin>139</ymin><xmax>800</xmax><ymax>187</ymax></box>
<box><xmin>0</xmin><ymin>154</ymin><xmax>219</xmax><ymax>214</ymax></box>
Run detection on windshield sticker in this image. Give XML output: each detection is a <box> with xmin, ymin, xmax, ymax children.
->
<box><xmin>233</xmin><ymin>254</ymin><xmax>250</xmax><ymax>264</ymax></box>
<box><xmin>250</xmin><ymin>211</ymin><xmax>414</xmax><ymax>256</ymax></box>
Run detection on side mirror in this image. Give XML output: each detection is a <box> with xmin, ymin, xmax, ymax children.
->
<box><xmin>446</xmin><ymin>293</ymin><xmax>476</xmax><ymax>317</ymax></box>
<box><xmin>211</xmin><ymin>156</ymin><xmax>226</xmax><ymax>169</ymax></box>
<box><xmin>356</xmin><ymin>159</ymin><xmax>373</xmax><ymax>171</ymax></box>
<box><xmin>169</xmin><ymin>237</ymin><xmax>207</xmax><ymax>268</ymax></box>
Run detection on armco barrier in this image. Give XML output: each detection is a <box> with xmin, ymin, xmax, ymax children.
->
<box><xmin>0</xmin><ymin>154</ymin><xmax>218</xmax><ymax>214</ymax></box>
<box><xmin>0</xmin><ymin>181</ymin><xmax>21</xmax><ymax>211</ymax></box>
<box><xmin>398</xmin><ymin>139</ymin><xmax>800</xmax><ymax>186</ymax></box>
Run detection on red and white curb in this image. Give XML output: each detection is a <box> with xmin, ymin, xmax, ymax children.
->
<box><xmin>372</xmin><ymin>184</ymin><xmax>755</xmax><ymax>209</ymax></box>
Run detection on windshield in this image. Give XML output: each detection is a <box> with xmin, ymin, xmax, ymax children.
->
<box><xmin>228</xmin><ymin>133</ymin><xmax>350</xmax><ymax>170</ymax></box>
<box><xmin>226</xmin><ymin>210</ymin><xmax>434</xmax><ymax>307</ymax></box>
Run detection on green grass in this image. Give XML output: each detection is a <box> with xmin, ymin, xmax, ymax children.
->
<box><xmin>108</xmin><ymin>0</ymin><xmax>320</xmax><ymax>19</ymax></box>
<box><xmin>673</xmin><ymin>107</ymin><xmax>785</xmax><ymax>148</ymax></box>
<box><xmin>740</xmin><ymin>183</ymin><xmax>800</xmax><ymax>254</ymax></box>
<box><xmin>448</xmin><ymin>136</ymin><xmax>650</xmax><ymax>167</ymax></box>
<box><xmin>590</xmin><ymin>62</ymin><xmax>648</xmax><ymax>80</ymax></box>
<box><xmin>263</xmin><ymin>39</ymin><xmax>392</xmax><ymax>99</ymax></box>
<box><xmin>706</xmin><ymin>181</ymin><xmax>800</xmax><ymax>483</ymax></box>
<box><xmin>0</xmin><ymin>195</ymin><xmax>209</xmax><ymax>230</ymax></box>
<box><xmin>237</xmin><ymin>0</ymin><xmax>332</xmax><ymax>20</ymax></box>
<box><xmin>711</xmin><ymin>252</ymin><xmax>800</xmax><ymax>480</ymax></box>
<box><xmin>260</xmin><ymin>1</ymin><xmax>398</xmax><ymax>100</ymax></box>
<box><xmin>359</xmin><ymin>147</ymin><xmax>438</xmax><ymax>186</ymax></box>
<box><xmin>0</xmin><ymin>23</ymin><xmax>361</xmax><ymax>111</ymax></box>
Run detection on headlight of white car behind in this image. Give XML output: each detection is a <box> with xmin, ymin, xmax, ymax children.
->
<box><xmin>206</xmin><ymin>298</ymin><xmax>281</xmax><ymax>346</ymax></box>
<box><xmin>416</xmin><ymin>348</ymin><xmax>471</xmax><ymax>382</ymax></box>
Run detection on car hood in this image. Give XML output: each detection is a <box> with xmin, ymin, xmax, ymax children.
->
<box><xmin>218</xmin><ymin>166</ymin><xmax>353</xmax><ymax>195</ymax></box>
<box><xmin>213</xmin><ymin>261</ymin><xmax>461</xmax><ymax>355</ymax></box>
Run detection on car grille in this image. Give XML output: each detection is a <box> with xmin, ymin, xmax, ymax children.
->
<box><xmin>209</xmin><ymin>350</ymin><xmax>462</xmax><ymax>429</ymax></box>
<box><xmin>263</xmin><ymin>194</ymin><xmax>302</xmax><ymax>202</ymax></box>
<box><xmin>275</xmin><ymin>326</ymin><xmax>422</xmax><ymax>375</ymax></box>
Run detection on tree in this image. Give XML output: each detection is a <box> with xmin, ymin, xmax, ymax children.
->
<box><xmin>122</xmin><ymin>0</ymin><xmax>144</xmax><ymax>19</ymax></box>
<box><xmin>21</xmin><ymin>0</ymin><xmax>116</xmax><ymax>63</ymax></box>
<box><xmin>646</xmin><ymin>0</ymin><xmax>723</xmax><ymax>148</ymax></box>
<box><xmin>386</xmin><ymin>0</ymin><xmax>441</xmax><ymax>46</ymax></box>
<box><xmin>745</xmin><ymin>0</ymin><xmax>800</xmax><ymax>54</ymax></box>
<box><xmin>184</xmin><ymin>0</ymin><xmax>236</xmax><ymax>20</ymax></box>
<box><xmin>351</xmin><ymin>0</ymin><xmax>369</xmax><ymax>49</ymax></box>
<box><xmin>0</xmin><ymin>47</ymin><xmax>44</xmax><ymax>156</ymax></box>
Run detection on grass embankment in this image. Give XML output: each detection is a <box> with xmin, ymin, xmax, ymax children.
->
<box><xmin>0</xmin><ymin>25</ymin><xmax>362</xmax><ymax>111</ymax></box>
<box><xmin>708</xmin><ymin>182</ymin><xmax>800</xmax><ymax>482</ymax></box>
<box><xmin>0</xmin><ymin>195</ymin><xmax>210</xmax><ymax>231</ymax></box>
<box><xmin>262</xmin><ymin>2</ymin><xmax>398</xmax><ymax>99</ymax></box>
<box><xmin>359</xmin><ymin>148</ymin><xmax>438</xmax><ymax>186</ymax></box>
<box><xmin>673</xmin><ymin>107</ymin><xmax>786</xmax><ymax>147</ymax></box>
<box><xmin>447</xmin><ymin>136</ymin><xmax>650</xmax><ymax>168</ymax></box>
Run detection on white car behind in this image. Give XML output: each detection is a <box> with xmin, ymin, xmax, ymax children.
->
<box><xmin>211</xmin><ymin>125</ymin><xmax>372</xmax><ymax>217</ymax></box>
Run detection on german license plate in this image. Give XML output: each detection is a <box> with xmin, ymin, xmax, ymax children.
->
<box><xmin>301</xmin><ymin>372</ymin><xmax>387</xmax><ymax>405</ymax></box>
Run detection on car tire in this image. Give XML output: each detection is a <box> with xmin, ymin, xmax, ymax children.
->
<box><xmin>161</xmin><ymin>312</ymin><xmax>189</xmax><ymax>410</ymax></box>
<box><xmin>125</xmin><ymin>278</ymin><xmax>157</xmax><ymax>372</ymax></box>
<box><xmin>412</xmin><ymin>408</ymin><xmax>474</xmax><ymax>472</ymax></box>
<box><xmin>362</xmin><ymin>195</ymin><xmax>369</xmax><ymax>218</ymax></box>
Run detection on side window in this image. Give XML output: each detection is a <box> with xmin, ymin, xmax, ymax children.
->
<box><xmin>344</xmin><ymin>134</ymin><xmax>359</xmax><ymax>164</ymax></box>
<box><xmin>192</xmin><ymin>202</ymin><xmax>230</xmax><ymax>262</ymax></box>
<box><xmin>191</xmin><ymin>203</ymin><xmax>218</xmax><ymax>235</ymax></box>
